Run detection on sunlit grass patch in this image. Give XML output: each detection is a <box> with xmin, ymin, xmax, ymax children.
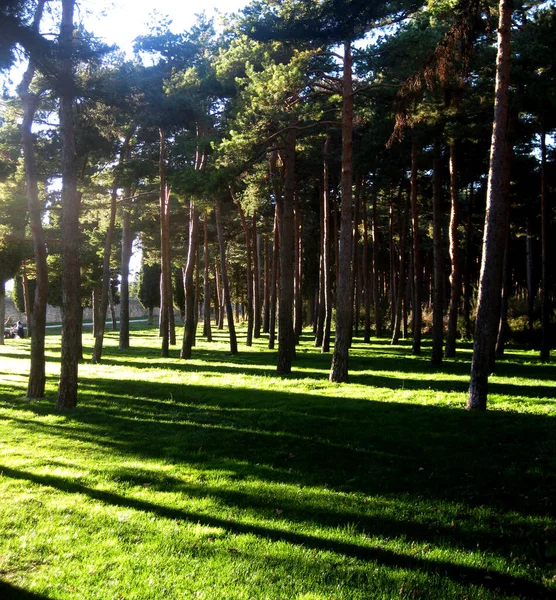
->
<box><xmin>1</xmin><ymin>325</ymin><xmax>555</xmax><ymax>599</ymax></box>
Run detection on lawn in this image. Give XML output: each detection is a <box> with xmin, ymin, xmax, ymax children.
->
<box><xmin>1</xmin><ymin>326</ymin><xmax>555</xmax><ymax>599</ymax></box>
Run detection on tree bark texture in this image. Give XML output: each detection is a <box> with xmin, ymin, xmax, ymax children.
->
<box><xmin>18</xmin><ymin>0</ymin><xmax>48</xmax><ymax>398</ymax></box>
<box><xmin>253</xmin><ymin>216</ymin><xmax>261</xmax><ymax>339</ymax></box>
<box><xmin>330</xmin><ymin>41</ymin><xmax>354</xmax><ymax>383</ymax></box>
<box><xmin>468</xmin><ymin>0</ymin><xmax>512</xmax><ymax>410</ymax></box>
<box><xmin>445</xmin><ymin>141</ymin><xmax>461</xmax><ymax>358</ymax></box>
<box><xmin>159</xmin><ymin>129</ymin><xmax>170</xmax><ymax>357</ymax></box>
<box><xmin>431</xmin><ymin>136</ymin><xmax>443</xmax><ymax>366</ymax></box>
<box><xmin>181</xmin><ymin>202</ymin><xmax>199</xmax><ymax>359</ymax></box>
<box><xmin>410</xmin><ymin>137</ymin><xmax>422</xmax><ymax>355</ymax></box>
<box><xmin>57</xmin><ymin>0</ymin><xmax>81</xmax><ymax>410</ymax></box>
<box><xmin>540</xmin><ymin>126</ymin><xmax>551</xmax><ymax>361</ymax></box>
<box><xmin>92</xmin><ymin>127</ymin><xmax>133</xmax><ymax>363</ymax></box>
<box><xmin>119</xmin><ymin>184</ymin><xmax>133</xmax><ymax>349</ymax></box>
<box><xmin>215</xmin><ymin>200</ymin><xmax>237</xmax><ymax>354</ymax></box>
<box><xmin>203</xmin><ymin>215</ymin><xmax>212</xmax><ymax>342</ymax></box>
<box><xmin>277</xmin><ymin>124</ymin><xmax>297</xmax><ymax>375</ymax></box>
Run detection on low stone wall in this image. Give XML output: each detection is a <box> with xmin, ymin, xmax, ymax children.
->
<box><xmin>4</xmin><ymin>297</ymin><xmax>153</xmax><ymax>325</ymax></box>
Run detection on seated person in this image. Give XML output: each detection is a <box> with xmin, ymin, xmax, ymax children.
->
<box><xmin>16</xmin><ymin>320</ymin><xmax>25</xmax><ymax>338</ymax></box>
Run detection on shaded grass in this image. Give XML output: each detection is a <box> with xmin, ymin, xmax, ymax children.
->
<box><xmin>1</xmin><ymin>326</ymin><xmax>555</xmax><ymax>599</ymax></box>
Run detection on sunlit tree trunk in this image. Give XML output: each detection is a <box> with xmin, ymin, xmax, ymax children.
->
<box><xmin>18</xmin><ymin>0</ymin><xmax>48</xmax><ymax>398</ymax></box>
<box><xmin>468</xmin><ymin>0</ymin><xmax>512</xmax><ymax>409</ymax></box>
<box><xmin>445</xmin><ymin>141</ymin><xmax>461</xmax><ymax>358</ymax></box>
<box><xmin>203</xmin><ymin>215</ymin><xmax>212</xmax><ymax>342</ymax></box>
<box><xmin>57</xmin><ymin>0</ymin><xmax>80</xmax><ymax>409</ymax></box>
<box><xmin>215</xmin><ymin>200</ymin><xmax>237</xmax><ymax>354</ymax></box>
<box><xmin>181</xmin><ymin>202</ymin><xmax>199</xmax><ymax>359</ymax></box>
<box><xmin>159</xmin><ymin>129</ymin><xmax>170</xmax><ymax>357</ymax></box>
<box><xmin>330</xmin><ymin>40</ymin><xmax>354</xmax><ymax>382</ymax></box>
<box><xmin>92</xmin><ymin>128</ymin><xmax>133</xmax><ymax>363</ymax></box>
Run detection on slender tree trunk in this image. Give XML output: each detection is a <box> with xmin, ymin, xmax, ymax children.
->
<box><xmin>193</xmin><ymin>247</ymin><xmax>200</xmax><ymax>347</ymax></box>
<box><xmin>352</xmin><ymin>175</ymin><xmax>361</xmax><ymax>339</ymax></box>
<box><xmin>495</xmin><ymin>227</ymin><xmax>511</xmax><ymax>356</ymax></box>
<box><xmin>148</xmin><ymin>307</ymin><xmax>154</xmax><ymax>327</ymax></box>
<box><xmin>235</xmin><ymin>195</ymin><xmax>254</xmax><ymax>346</ymax></box>
<box><xmin>18</xmin><ymin>0</ymin><xmax>48</xmax><ymax>397</ymax></box>
<box><xmin>253</xmin><ymin>215</ymin><xmax>262</xmax><ymax>339</ymax></box>
<box><xmin>371</xmin><ymin>194</ymin><xmax>381</xmax><ymax>337</ymax></box>
<box><xmin>203</xmin><ymin>215</ymin><xmax>212</xmax><ymax>342</ymax></box>
<box><xmin>392</xmin><ymin>189</ymin><xmax>408</xmax><ymax>345</ymax></box>
<box><xmin>525</xmin><ymin>216</ymin><xmax>536</xmax><ymax>342</ymax></box>
<box><xmin>362</xmin><ymin>190</ymin><xmax>371</xmax><ymax>343</ymax></box>
<box><xmin>330</xmin><ymin>40</ymin><xmax>354</xmax><ymax>382</ymax></box>
<box><xmin>468</xmin><ymin>0</ymin><xmax>513</xmax><ymax>410</ymax></box>
<box><xmin>322</xmin><ymin>138</ymin><xmax>332</xmax><ymax>353</ymax></box>
<box><xmin>263</xmin><ymin>229</ymin><xmax>270</xmax><ymax>334</ymax></box>
<box><xmin>540</xmin><ymin>125</ymin><xmax>550</xmax><ymax>361</ymax></box>
<box><xmin>269</xmin><ymin>203</ymin><xmax>279</xmax><ymax>350</ymax></box>
<box><xmin>431</xmin><ymin>136</ymin><xmax>444</xmax><ymax>366</ymax></box>
<box><xmin>445</xmin><ymin>141</ymin><xmax>461</xmax><ymax>357</ymax></box>
<box><xmin>119</xmin><ymin>184</ymin><xmax>133</xmax><ymax>349</ymax></box>
<box><xmin>410</xmin><ymin>137</ymin><xmax>422</xmax><ymax>355</ymax></box>
<box><xmin>294</xmin><ymin>196</ymin><xmax>303</xmax><ymax>343</ymax></box>
<box><xmin>0</xmin><ymin>282</ymin><xmax>5</xmax><ymax>346</ymax></box>
<box><xmin>159</xmin><ymin>129</ymin><xmax>170</xmax><ymax>357</ymax></box>
<box><xmin>214</xmin><ymin>259</ymin><xmax>223</xmax><ymax>330</ymax></box>
<box><xmin>315</xmin><ymin>181</ymin><xmax>326</xmax><ymax>346</ymax></box>
<box><xmin>215</xmin><ymin>200</ymin><xmax>237</xmax><ymax>354</ymax></box>
<box><xmin>181</xmin><ymin>202</ymin><xmax>199</xmax><ymax>359</ymax></box>
<box><xmin>277</xmin><ymin>123</ymin><xmax>297</xmax><ymax>374</ymax></box>
<box><xmin>109</xmin><ymin>285</ymin><xmax>117</xmax><ymax>331</ymax></box>
<box><xmin>463</xmin><ymin>184</ymin><xmax>474</xmax><ymax>340</ymax></box>
<box><xmin>92</xmin><ymin>128</ymin><xmax>133</xmax><ymax>363</ymax></box>
<box><xmin>57</xmin><ymin>0</ymin><xmax>80</xmax><ymax>409</ymax></box>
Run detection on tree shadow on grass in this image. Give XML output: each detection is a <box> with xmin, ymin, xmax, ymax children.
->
<box><xmin>0</xmin><ymin>581</ymin><xmax>50</xmax><ymax>599</ymax></box>
<box><xmin>1</xmin><ymin>465</ymin><xmax>553</xmax><ymax>600</ymax></box>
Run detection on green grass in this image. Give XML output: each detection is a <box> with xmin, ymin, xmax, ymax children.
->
<box><xmin>1</xmin><ymin>326</ymin><xmax>555</xmax><ymax>599</ymax></box>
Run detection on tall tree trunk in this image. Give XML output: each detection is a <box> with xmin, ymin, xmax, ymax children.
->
<box><xmin>203</xmin><ymin>215</ymin><xmax>212</xmax><ymax>342</ymax></box>
<box><xmin>463</xmin><ymin>184</ymin><xmax>474</xmax><ymax>340</ymax></box>
<box><xmin>495</xmin><ymin>227</ymin><xmax>511</xmax><ymax>356</ymax></box>
<box><xmin>235</xmin><ymin>194</ymin><xmax>254</xmax><ymax>346</ymax></box>
<box><xmin>431</xmin><ymin>136</ymin><xmax>444</xmax><ymax>366</ymax></box>
<box><xmin>392</xmin><ymin>189</ymin><xmax>408</xmax><ymax>345</ymax></box>
<box><xmin>294</xmin><ymin>196</ymin><xmax>303</xmax><ymax>343</ymax></box>
<box><xmin>269</xmin><ymin>203</ymin><xmax>279</xmax><ymax>350</ymax></box>
<box><xmin>214</xmin><ymin>200</ymin><xmax>237</xmax><ymax>354</ymax></box>
<box><xmin>315</xmin><ymin>180</ymin><xmax>326</xmax><ymax>347</ymax></box>
<box><xmin>352</xmin><ymin>175</ymin><xmax>361</xmax><ymax>339</ymax></box>
<box><xmin>468</xmin><ymin>0</ymin><xmax>512</xmax><ymax>410</ymax></box>
<box><xmin>214</xmin><ymin>259</ymin><xmax>223</xmax><ymax>330</ymax></box>
<box><xmin>525</xmin><ymin>216</ymin><xmax>536</xmax><ymax>342</ymax></box>
<box><xmin>159</xmin><ymin>129</ymin><xmax>170</xmax><ymax>357</ymax></box>
<box><xmin>362</xmin><ymin>190</ymin><xmax>371</xmax><ymax>343</ymax></box>
<box><xmin>410</xmin><ymin>137</ymin><xmax>422</xmax><ymax>355</ymax></box>
<box><xmin>322</xmin><ymin>138</ymin><xmax>332</xmax><ymax>353</ymax></box>
<box><xmin>540</xmin><ymin>125</ymin><xmax>550</xmax><ymax>362</ymax></box>
<box><xmin>277</xmin><ymin>124</ymin><xmax>297</xmax><ymax>374</ymax></box>
<box><xmin>181</xmin><ymin>202</ymin><xmax>199</xmax><ymax>359</ymax></box>
<box><xmin>371</xmin><ymin>194</ymin><xmax>381</xmax><ymax>337</ymax></box>
<box><xmin>119</xmin><ymin>183</ymin><xmax>133</xmax><ymax>349</ymax></box>
<box><xmin>57</xmin><ymin>0</ymin><xmax>80</xmax><ymax>410</ymax></box>
<box><xmin>330</xmin><ymin>40</ymin><xmax>354</xmax><ymax>382</ymax></box>
<box><xmin>445</xmin><ymin>141</ymin><xmax>461</xmax><ymax>357</ymax></box>
<box><xmin>18</xmin><ymin>0</ymin><xmax>48</xmax><ymax>397</ymax></box>
<box><xmin>253</xmin><ymin>215</ymin><xmax>262</xmax><ymax>339</ymax></box>
<box><xmin>263</xmin><ymin>229</ymin><xmax>270</xmax><ymax>334</ymax></box>
<box><xmin>109</xmin><ymin>284</ymin><xmax>117</xmax><ymax>331</ymax></box>
<box><xmin>92</xmin><ymin>128</ymin><xmax>133</xmax><ymax>363</ymax></box>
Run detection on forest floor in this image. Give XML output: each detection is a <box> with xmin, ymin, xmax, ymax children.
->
<box><xmin>1</xmin><ymin>326</ymin><xmax>555</xmax><ymax>599</ymax></box>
